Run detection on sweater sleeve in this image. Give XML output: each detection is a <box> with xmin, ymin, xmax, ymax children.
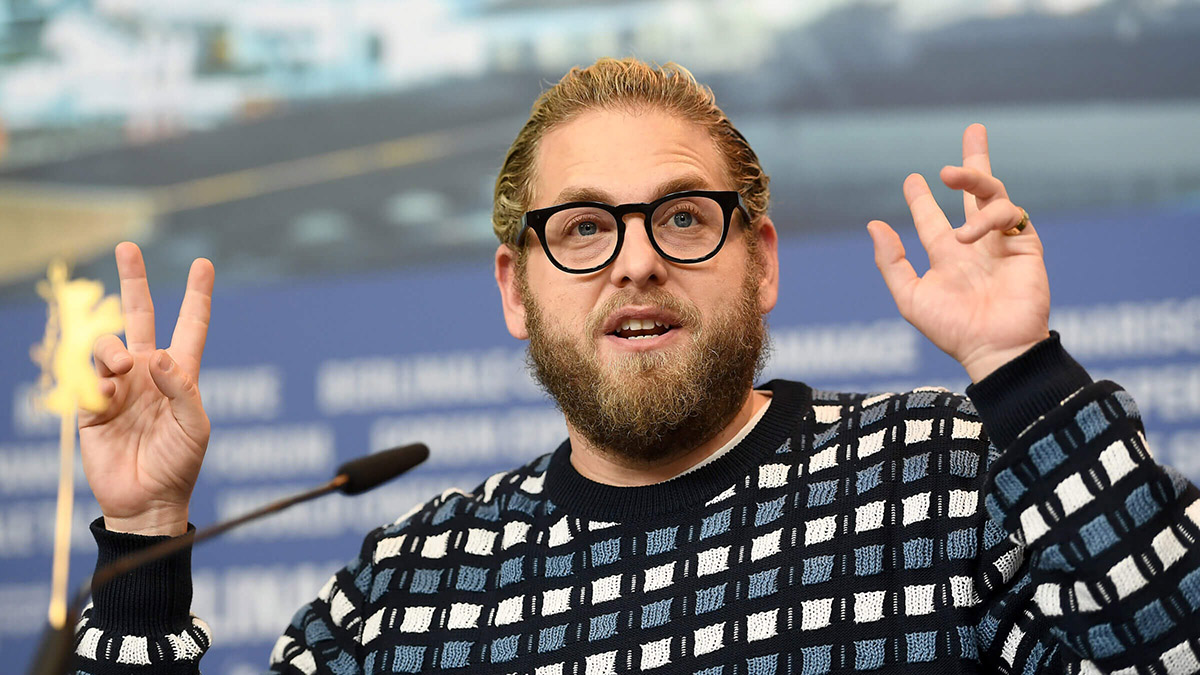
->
<box><xmin>72</xmin><ymin>518</ymin><xmax>210</xmax><ymax>675</ymax></box>
<box><xmin>966</xmin><ymin>333</ymin><xmax>1200</xmax><ymax>673</ymax></box>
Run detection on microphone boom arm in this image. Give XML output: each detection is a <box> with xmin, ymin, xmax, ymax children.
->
<box><xmin>87</xmin><ymin>474</ymin><xmax>347</xmax><ymax>601</ymax></box>
<box><xmin>31</xmin><ymin>442</ymin><xmax>428</xmax><ymax>675</ymax></box>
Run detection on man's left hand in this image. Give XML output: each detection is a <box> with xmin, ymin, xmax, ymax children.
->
<box><xmin>867</xmin><ymin>123</ymin><xmax>1051</xmax><ymax>383</ymax></box>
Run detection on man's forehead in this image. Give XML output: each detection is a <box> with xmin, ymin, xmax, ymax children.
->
<box><xmin>531</xmin><ymin>108</ymin><xmax>728</xmax><ymax>208</ymax></box>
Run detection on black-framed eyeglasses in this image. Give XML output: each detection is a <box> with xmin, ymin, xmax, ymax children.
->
<box><xmin>516</xmin><ymin>190</ymin><xmax>750</xmax><ymax>274</ymax></box>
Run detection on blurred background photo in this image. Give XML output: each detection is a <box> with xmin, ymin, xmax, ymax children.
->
<box><xmin>2</xmin><ymin>1</ymin><xmax>1199</xmax><ymax>671</ymax></box>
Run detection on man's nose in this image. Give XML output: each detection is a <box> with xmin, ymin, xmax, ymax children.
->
<box><xmin>608</xmin><ymin>215</ymin><xmax>669</xmax><ymax>288</ymax></box>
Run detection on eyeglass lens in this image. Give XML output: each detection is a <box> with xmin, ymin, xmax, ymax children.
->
<box><xmin>542</xmin><ymin>195</ymin><xmax>726</xmax><ymax>271</ymax></box>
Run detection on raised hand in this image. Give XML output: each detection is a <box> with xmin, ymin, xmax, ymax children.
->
<box><xmin>78</xmin><ymin>242</ymin><xmax>214</xmax><ymax>535</ymax></box>
<box><xmin>866</xmin><ymin>124</ymin><xmax>1051</xmax><ymax>382</ymax></box>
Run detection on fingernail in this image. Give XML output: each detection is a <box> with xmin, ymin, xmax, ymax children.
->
<box><xmin>156</xmin><ymin>351</ymin><xmax>173</xmax><ymax>372</ymax></box>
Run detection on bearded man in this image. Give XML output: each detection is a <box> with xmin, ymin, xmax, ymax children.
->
<box><xmin>74</xmin><ymin>59</ymin><xmax>1200</xmax><ymax>674</ymax></box>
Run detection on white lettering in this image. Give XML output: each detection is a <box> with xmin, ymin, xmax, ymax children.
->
<box><xmin>767</xmin><ymin>319</ymin><xmax>920</xmax><ymax>378</ymax></box>
<box><xmin>1164</xmin><ymin>429</ymin><xmax>1200</xmax><ymax>480</ymax></box>
<box><xmin>368</xmin><ymin>406</ymin><xmax>566</xmax><ymax>466</ymax></box>
<box><xmin>214</xmin><ymin>473</ymin><xmax>474</xmax><ymax>541</ymax></box>
<box><xmin>0</xmin><ymin>582</ymin><xmax>49</xmax><ymax>636</ymax></box>
<box><xmin>0</xmin><ymin>500</ymin><xmax>98</xmax><ymax>557</ymax></box>
<box><xmin>1054</xmin><ymin>297</ymin><xmax>1200</xmax><ymax>361</ymax></box>
<box><xmin>315</xmin><ymin>348</ymin><xmax>542</xmax><ymax>414</ymax></box>
<box><xmin>1099</xmin><ymin>363</ymin><xmax>1200</xmax><ymax>423</ymax></box>
<box><xmin>11</xmin><ymin>381</ymin><xmax>58</xmax><ymax>436</ymax></box>
<box><xmin>199</xmin><ymin>366</ymin><xmax>283</xmax><ymax>421</ymax></box>
<box><xmin>191</xmin><ymin>562</ymin><xmax>342</xmax><ymax>645</ymax></box>
<box><xmin>0</xmin><ymin>441</ymin><xmax>90</xmax><ymax>495</ymax></box>
<box><xmin>204</xmin><ymin>424</ymin><xmax>335</xmax><ymax>480</ymax></box>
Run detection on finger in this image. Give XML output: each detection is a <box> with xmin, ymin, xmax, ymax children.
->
<box><xmin>955</xmin><ymin>200</ymin><xmax>1025</xmax><ymax>244</ymax></box>
<box><xmin>867</xmin><ymin>220</ymin><xmax>919</xmax><ymax>315</ymax></box>
<box><xmin>148</xmin><ymin>350</ymin><xmax>208</xmax><ymax>439</ymax></box>
<box><xmin>169</xmin><ymin>258</ymin><xmax>214</xmax><ymax>377</ymax></box>
<box><xmin>961</xmin><ymin>123</ymin><xmax>992</xmax><ymax>217</ymax></box>
<box><xmin>940</xmin><ymin>166</ymin><xmax>1008</xmax><ymax>205</ymax></box>
<box><xmin>93</xmin><ymin>334</ymin><xmax>133</xmax><ymax>378</ymax></box>
<box><xmin>902</xmin><ymin>173</ymin><xmax>951</xmax><ymax>255</ymax></box>
<box><xmin>962</xmin><ymin>123</ymin><xmax>992</xmax><ymax>175</ymax></box>
<box><xmin>78</xmin><ymin>376</ymin><xmax>120</xmax><ymax>427</ymax></box>
<box><xmin>116</xmin><ymin>242</ymin><xmax>156</xmax><ymax>353</ymax></box>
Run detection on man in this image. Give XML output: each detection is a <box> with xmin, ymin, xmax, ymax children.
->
<box><xmin>74</xmin><ymin>59</ymin><xmax>1200</xmax><ymax>673</ymax></box>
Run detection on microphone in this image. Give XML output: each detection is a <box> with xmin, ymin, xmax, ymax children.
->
<box><xmin>337</xmin><ymin>442</ymin><xmax>429</xmax><ymax>495</ymax></box>
<box><xmin>30</xmin><ymin>443</ymin><xmax>429</xmax><ymax>675</ymax></box>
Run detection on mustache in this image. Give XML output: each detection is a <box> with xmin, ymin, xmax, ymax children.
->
<box><xmin>586</xmin><ymin>287</ymin><xmax>703</xmax><ymax>337</ymax></box>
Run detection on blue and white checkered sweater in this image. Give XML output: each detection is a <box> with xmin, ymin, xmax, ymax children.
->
<box><xmin>77</xmin><ymin>336</ymin><xmax>1200</xmax><ymax>673</ymax></box>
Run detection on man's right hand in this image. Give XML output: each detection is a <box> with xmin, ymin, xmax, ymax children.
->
<box><xmin>79</xmin><ymin>242</ymin><xmax>214</xmax><ymax>536</ymax></box>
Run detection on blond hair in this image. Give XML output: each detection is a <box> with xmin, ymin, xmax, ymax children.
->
<box><xmin>492</xmin><ymin>58</ymin><xmax>770</xmax><ymax>247</ymax></box>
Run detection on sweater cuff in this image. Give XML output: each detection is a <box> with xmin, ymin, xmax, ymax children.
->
<box><xmin>89</xmin><ymin>517</ymin><xmax>195</xmax><ymax>635</ymax></box>
<box><xmin>965</xmin><ymin>331</ymin><xmax>1092</xmax><ymax>450</ymax></box>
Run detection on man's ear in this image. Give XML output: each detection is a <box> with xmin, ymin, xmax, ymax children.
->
<box><xmin>495</xmin><ymin>243</ymin><xmax>530</xmax><ymax>340</ymax></box>
<box><xmin>755</xmin><ymin>215</ymin><xmax>780</xmax><ymax>314</ymax></box>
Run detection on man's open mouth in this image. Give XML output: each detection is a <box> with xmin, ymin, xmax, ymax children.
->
<box><xmin>611</xmin><ymin>318</ymin><xmax>676</xmax><ymax>340</ymax></box>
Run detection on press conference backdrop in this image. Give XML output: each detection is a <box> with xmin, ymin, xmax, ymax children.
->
<box><xmin>4</xmin><ymin>1</ymin><xmax>1200</xmax><ymax>672</ymax></box>
<box><xmin>3</xmin><ymin>202</ymin><xmax>1200</xmax><ymax>671</ymax></box>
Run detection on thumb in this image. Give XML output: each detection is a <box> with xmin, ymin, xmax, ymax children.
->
<box><xmin>148</xmin><ymin>350</ymin><xmax>209</xmax><ymax>439</ymax></box>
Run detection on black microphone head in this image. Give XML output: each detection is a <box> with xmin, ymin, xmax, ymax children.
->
<box><xmin>336</xmin><ymin>443</ymin><xmax>429</xmax><ymax>495</ymax></box>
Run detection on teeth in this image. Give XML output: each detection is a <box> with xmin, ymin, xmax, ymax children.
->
<box><xmin>618</xmin><ymin>318</ymin><xmax>669</xmax><ymax>332</ymax></box>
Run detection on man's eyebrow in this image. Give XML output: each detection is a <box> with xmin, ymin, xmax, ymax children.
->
<box><xmin>552</xmin><ymin>174</ymin><xmax>716</xmax><ymax>206</ymax></box>
<box><xmin>554</xmin><ymin>186</ymin><xmax>617</xmax><ymax>205</ymax></box>
<box><xmin>651</xmin><ymin>175</ymin><xmax>713</xmax><ymax>200</ymax></box>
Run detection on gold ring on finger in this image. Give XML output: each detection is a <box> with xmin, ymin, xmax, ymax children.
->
<box><xmin>1004</xmin><ymin>208</ymin><xmax>1030</xmax><ymax>236</ymax></box>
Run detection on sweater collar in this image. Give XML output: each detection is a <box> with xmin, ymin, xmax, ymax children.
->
<box><xmin>543</xmin><ymin>380</ymin><xmax>812</xmax><ymax>523</ymax></box>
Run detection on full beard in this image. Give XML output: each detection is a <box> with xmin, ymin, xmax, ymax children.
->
<box><xmin>524</xmin><ymin>266</ymin><xmax>768</xmax><ymax>466</ymax></box>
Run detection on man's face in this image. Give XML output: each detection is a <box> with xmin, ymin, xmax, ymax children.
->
<box><xmin>496</xmin><ymin>107</ymin><xmax>779</xmax><ymax>464</ymax></box>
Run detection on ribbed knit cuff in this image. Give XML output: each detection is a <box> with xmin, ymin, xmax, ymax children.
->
<box><xmin>965</xmin><ymin>331</ymin><xmax>1092</xmax><ymax>450</ymax></box>
<box><xmin>89</xmin><ymin>517</ymin><xmax>195</xmax><ymax>635</ymax></box>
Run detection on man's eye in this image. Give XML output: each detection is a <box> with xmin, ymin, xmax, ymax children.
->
<box><xmin>575</xmin><ymin>220</ymin><xmax>600</xmax><ymax>236</ymax></box>
<box><xmin>671</xmin><ymin>212</ymin><xmax>695</xmax><ymax>228</ymax></box>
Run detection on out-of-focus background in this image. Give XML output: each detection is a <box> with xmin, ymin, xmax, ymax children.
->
<box><xmin>1</xmin><ymin>0</ymin><xmax>1199</xmax><ymax>670</ymax></box>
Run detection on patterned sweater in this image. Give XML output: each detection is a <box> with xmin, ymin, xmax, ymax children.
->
<box><xmin>74</xmin><ymin>336</ymin><xmax>1200</xmax><ymax>673</ymax></box>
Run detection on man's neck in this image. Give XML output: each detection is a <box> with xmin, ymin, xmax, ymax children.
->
<box><xmin>566</xmin><ymin>389</ymin><xmax>772</xmax><ymax>486</ymax></box>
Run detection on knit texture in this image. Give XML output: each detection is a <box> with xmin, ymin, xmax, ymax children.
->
<box><xmin>73</xmin><ymin>340</ymin><xmax>1200</xmax><ymax>673</ymax></box>
<box><xmin>89</xmin><ymin>522</ymin><xmax>196</xmax><ymax>635</ymax></box>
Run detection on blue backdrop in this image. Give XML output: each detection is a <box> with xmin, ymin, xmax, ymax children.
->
<box><xmin>2</xmin><ymin>201</ymin><xmax>1199</xmax><ymax>672</ymax></box>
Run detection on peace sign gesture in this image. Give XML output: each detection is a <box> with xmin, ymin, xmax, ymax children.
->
<box><xmin>867</xmin><ymin>124</ymin><xmax>1051</xmax><ymax>382</ymax></box>
<box><xmin>78</xmin><ymin>242</ymin><xmax>214</xmax><ymax>536</ymax></box>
